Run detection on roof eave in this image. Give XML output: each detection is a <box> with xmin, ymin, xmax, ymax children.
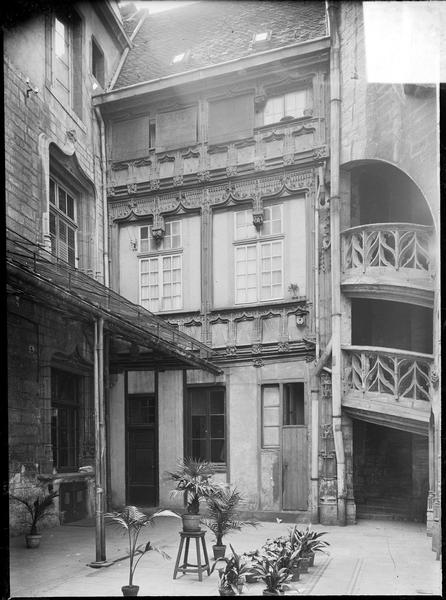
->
<box><xmin>94</xmin><ymin>35</ymin><xmax>330</xmax><ymax>107</ymax></box>
<box><xmin>93</xmin><ymin>1</ymin><xmax>133</xmax><ymax>50</ymax></box>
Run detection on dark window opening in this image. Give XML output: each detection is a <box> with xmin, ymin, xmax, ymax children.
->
<box><xmin>283</xmin><ymin>382</ymin><xmax>305</xmax><ymax>425</ymax></box>
<box><xmin>186</xmin><ymin>387</ymin><xmax>225</xmax><ymax>464</ymax></box>
<box><xmin>51</xmin><ymin>369</ymin><xmax>80</xmax><ymax>472</ymax></box>
<box><xmin>92</xmin><ymin>37</ymin><xmax>104</xmax><ymax>87</ymax></box>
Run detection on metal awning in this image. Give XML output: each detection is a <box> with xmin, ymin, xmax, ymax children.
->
<box><xmin>6</xmin><ymin>228</ymin><xmax>221</xmax><ymax>374</ymax></box>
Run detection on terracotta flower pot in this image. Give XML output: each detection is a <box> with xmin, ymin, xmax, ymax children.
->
<box><xmin>25</xmin><ymin>534</ymin><xmax>42</xmax><ymax>549</ymax></box>
<box><xmin>308</xmin><ymin>551</ymin><xmax>315</xmax><ymax>567</ymax></box>
<box><xmin>121</xmin><ymin>585</ymin><xmax>139</xmax><ymax>596</ymax></box>
<box><xmin>262</xmin><ymin>590</ymin><xmax>284</xmax><ymax>596</ymax></box>
<box><xmin>290</xmin><ymin>564</ymin><xmax>300</xmax><ymax>581</ymax></box>
<box><xmin>182</xmin><ymin>513</ymin><xmax>201</xmax><ymax>532</ymax></box>
<box><xmin>213</xmin><ymin>544</ymin><xmax>227</xmax><ymax>560</ymax></box>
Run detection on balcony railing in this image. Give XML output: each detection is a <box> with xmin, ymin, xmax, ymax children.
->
<box><xmin>341</xmin><ymin>223</ymin><xmax>433</xmax><ymax>274</ymax></box>
<box><xmin>343</xmin><ymin>345</ymin><xmax>433</xmax><ymax>402</ymax></box>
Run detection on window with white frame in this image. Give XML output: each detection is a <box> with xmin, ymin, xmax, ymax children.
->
<box><xmin>139</xmin><ymin>220</ymin><xmax>183</xmax><ymax>312</ymax></box>
<box><xmin>234</xmin><ymin>205</ymin><xmax>283</xmax><ymax>304</ymax></box>
<box><xmin>263</xmin><ymin>89</ymin><xmax>307</xmax><ymax>125</ymax></box>
<box><xmin>49</xmin><ymin>177</ymin><xmax>77</xmax><ymax>267</ymax></box>
<box><xmin>140</xmin><ymin>220</ymin><xmax>182</xmax><ymax>252</ymax></box>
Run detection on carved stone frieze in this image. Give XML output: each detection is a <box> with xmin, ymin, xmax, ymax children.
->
<box><xmin>252</xmin><ymin>344</ymin><xmax>262</xmax><ymax>355</ymax></box>
<box><xmin>150</xmin><ymin>179</ymin><xmax>160</xmax><ymax>190</ymax></box>
<box><xmin>173</xmin><ymin>175</ymin><xmax>183</xmax><ymax>187</ymax></box>
<box><xmin>283</xmin><ymin>154</ymin><xmax>295</xmax><ymax>166</ymax></box>
<box><xmin>277</xmin><ymin>342</ymin><xmax>290</xmax><ymax>353</ymax></box>
<box><xmin>253</xmin><ymin>358</ymin><xmax>264</xmax><ymax>368</ymax></box>
<box><xmin>226</xmin><ymin>165</ymin><xmax>237</xmax><ymax>177</ymax></box>
<box><xmin>197</xmin><ymin>170</ymin><xmax>211</xmax><ymax>182</ymax></box>
<box><xmin>127</xmin><ymin>183</ymin><xmax>138</xmax><ymax>195</ymax></box>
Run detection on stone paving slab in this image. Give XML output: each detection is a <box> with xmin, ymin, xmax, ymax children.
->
<box><xmin>8</xmin><ymin>518</ymin><xmax>442</xmax><ymax>597</ymax></box>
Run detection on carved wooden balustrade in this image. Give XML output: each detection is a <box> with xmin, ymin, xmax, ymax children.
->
<box><xmin>341</xmin><ymin>223</ymin><xmax>433</xmax><ymax>275</ymax></box>
<box><xmin>343</xmin><ymin>346</ymin><xmax>433</xmax><ymax>403</ymax></box>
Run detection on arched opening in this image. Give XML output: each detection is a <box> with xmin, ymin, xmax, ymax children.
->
<box><xmin>345</xmin><ymin>160</ymin><xmax>433</xmax><ymax>228</ymax></box>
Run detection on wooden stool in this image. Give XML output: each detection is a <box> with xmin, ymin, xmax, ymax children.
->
<box><xmin>173</xmin><ymin>531</ymin><xmax>210</xmax><ymax>581</ymax></box>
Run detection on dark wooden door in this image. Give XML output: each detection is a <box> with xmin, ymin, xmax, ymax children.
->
<box><xmin>282</xmin><ymin>426</ymin><xmax>308</xmax><ymax>510</ymax></box>
<box><xmin>126</xmin><ymin>394</ymin><xmax>158</xmax><ymax>506</ymax></box>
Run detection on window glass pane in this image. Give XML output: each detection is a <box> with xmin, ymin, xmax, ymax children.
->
<box><xmin>263</xmin><ymin>385</ymin><xmax>279</xmax><ymax>406</ymax></box>
<box><xmin>284</xmin><ymin>91</ymin><xmax>306</xmax><ymax>118</ymax></box>
<box><xmin>55</xmin><ymin>18</ymin><xmax>67</xmax><ymax>58</ymax></box>
<box><xmin>263</xmin><ymin>427</ymin><xmax>279</xmax><ymax>447</ymax></box>
<box><xmin>66</xmin><ymin>195</ymin><xmax>74</xmax><ymax>219</ymax></box>
<box><xmin>58</xmin><ymin>189</ymin><xmax>67</xmax><ymax>214</ymax></box>
<box><xmin>210</xmin><ymin>391</ymin><xmax>224</xmax><ymax>414</ymax></box>
<box><xmin>50</xmin><ymin>179</ymin><xmax>56</xmax><ymax>204</ymax></box>
<box><xmin>210</xmin><ymin>415</ymin><xmax>224</xmax><ymax>438</ymax></box>
<box><xmin>191</xmin><ymin>395</ymin><xmax>207</xmax><ymax>415</ymax></box>
<box><xmin>192</xmin><ymin>415</ymin><xmax>207</xmax><ymax>437</ymax></box>
<box><xmin>264</xmin><ymin>96</ymin><xmax>283</xmax><ymax>125</ymax></box>
<box><xmin>263</xmin><ymin>406</ymin><xmax>279</xmax><ymax>426</ymax></box>
<box><xmin>283</xmin><ymin>383</ymin><xmax>305</xmax><ymax>425</ymax></box>
<box><xmin>192</xmin><ymin>439</ymin><xmax>207</xmax><ymax>462</ymax></box>
<box><xmin>49</xmin><ymin>211</ymin><xmax>56</xmax><ymax>234</ymax></box>
<box><xmin>210</xmin><ymin>439</ymin><xmax>225</xmax><ymax>463</ymax></box>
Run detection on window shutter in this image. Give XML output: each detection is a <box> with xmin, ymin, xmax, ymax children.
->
<box><xmin>156</xmin><ymin>106</ymin><xmax>197</xmax><ymax>150</ymax></box>
<box><xmin>111</xmin><ymin>116</ymin><xmax>150</xmax><ymax>161</ymax></box>
<box><xmin>208</xmin><ymin>94</ymin><xmax>254</xmax><ymax>144</ymax></box>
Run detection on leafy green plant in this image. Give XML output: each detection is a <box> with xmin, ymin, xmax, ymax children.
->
<box><xmin>211</xmin><ymin>544</ymin><xmax>254</xmax><ymax>593</ymax></box>
<box><xmin>251</xmin><ymin>554</ymin><xmax>292</xmax><ymax>593</ymax></box>
<box><xmin>165</xmin><ymin>457</ymin><xmax>217</xmax><ymax>514</ymax></box>
<box><xmin>261</xmin><ymin>535</ymin><xmax>301</xmax><ymax>573</ymax></box>
<box><xmin>105</xmin><ymin>506</ymin><xmax>178</xmax><ymax>587</ymax></box>
<box><xmin>289</xmin><ymin>524</ymin><xmax>329</xmax><ymax>558</ymax></box>
<box><xmin>10</xmin><ymin>486</ymin><xmax>59</xmax><ymax>535</ymax></box>
<box><xmin>202</xmin><ymin>486</ymin><xmax>259</xmax><ymax>546</ymax></box>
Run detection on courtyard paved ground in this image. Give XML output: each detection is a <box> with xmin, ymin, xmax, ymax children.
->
<box><xmin>8</xmin><ymin>517</ymin><xmax>442</xmax><ymax>597</ymax></box>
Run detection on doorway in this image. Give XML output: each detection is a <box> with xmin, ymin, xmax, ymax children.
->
<box><xmin>126</xmin><ymin>394</ymin><xmax>158</xmax><ymax>506</ymax></box>
<box><xmin>353</xmin><ymin>420</ymin><xmax>428</xmax><ymax>521</ymax></box>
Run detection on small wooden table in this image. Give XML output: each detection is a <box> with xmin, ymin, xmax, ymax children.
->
<box><xmin>172</xmin><ymin>531</ymin><xmax>211</xmax><ymax>581</ymax></box>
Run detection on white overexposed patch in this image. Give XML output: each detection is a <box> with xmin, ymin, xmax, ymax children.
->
<box><xmin>363</xmin><ymin>1</ymin><xmax>445</xmax><ymax>83</ymax></box>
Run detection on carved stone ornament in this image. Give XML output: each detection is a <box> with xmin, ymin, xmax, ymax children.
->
<box><xmin>226</xmin><ymin>165</ymin><xmax>237</xmax><ymax>177</ymax></box>
<box><xmin>313</xmin><ymin>146</ymin><xmax>329</xmax><ymax>160</ymax></box>
<box><xmin>150</xmin><ymin>178</ymin><xmax>160</xmax><ymax>190</ymax></box>
<box><xmin>252</xmin><ymin>344</ymin><xmax>262</xmax><ymax>355</ymax></box>
<box><xmin>252</xmin><ymin>211</ymin><xmax>264</xmax><ymax>229</ymax></box>
<box><xmin>278</xmin><ymin>342</ymin><xmax>290</xmax><ymax>353</ymax></box>
<box><xmin>225</xmin><ymin>345</ymin><xmax>237</xmax><ymax>356</ymax></box>
<box><xmin>430</xmin><ymin>367</ymin><xmax>439</xmax><ymax>389</ymax></box>
<box><xmin>254</xmin><ymin>157</ymin><xmax>266</xmax><ymax>171</ymax></box>
<box><xmin>253</xmin><ymin>358</ymin><xmax>264</xmax><ymax>368</ymax></box>
<box><xmin>197</xmin><ymin>170</ymin><xmax>210</xmax><ymax>182</ymax></box>
<box><xmin>107</xmin><ymin>186</ymin><xmax>115</xmax><ymax>197</ymax></box>
<box><xmin>173</xmin><ymin>175</ymin><xmax>183</xmax><ymax>187</ymax></box>
<box><xmin>127</xmin><ymin>183</ymin><xmax>138</xmax><ymax>194</ymax></box>
<box><xmin>66</xmin><ymin>129</ymin><xmax>77</xmax><ymax>144</ymax></box>
<box><xmin>283</xmin><ymin>153</ymin><xmax>295</xmax><ymax>166</ymax></box>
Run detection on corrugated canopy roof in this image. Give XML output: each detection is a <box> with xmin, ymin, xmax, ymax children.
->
<box><xmin>114</xmin><ymin>0</ymin><xmax>328</xmax><ymax>89</ymax></box>
<box><xmin>6</xmin><ymin>228</ymin><xmax>220</xmax><ymax>374</ymax></box>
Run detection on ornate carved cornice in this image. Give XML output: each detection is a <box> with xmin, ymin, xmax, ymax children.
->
<box><xmin>108</xmin><ymin>167</ymin><xmax>314</xmax><ymax>224</ymax></box>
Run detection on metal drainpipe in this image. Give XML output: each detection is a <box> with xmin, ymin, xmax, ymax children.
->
<box><xmin>92</xmin><ymin>317</ymin><xmax>106</xmax><ymax>564</ymax></box>
<box><xmin>327</xmin><ymin>0</ymin><xmax>346</xmax><ymax>526</ymax></box>
<box><xmin>310</xmin><ymin>171</ymin><xmax>322</xmax><ymax>522</ymax></box>
<box><xmin>94</xmin><ymin>108</ymin><xmax>109</xmax><ymax>288</ymax></box>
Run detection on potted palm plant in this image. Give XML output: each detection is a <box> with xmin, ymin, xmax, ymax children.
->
<box><xmin>210</xmin><ymin>544</ymin><xmax>254</xmax><ymax>596</ymax></box>
<box><xmin>202</xmin><ymin>486</ymin><xmax>259</xmax><ymax>559</ymax></box>
<box><xmin>165</xmin><ymin>457</ymin><xmax>218</xmax><ymax>532</ymax></box>
<box><xmin>105</xmin><ymin>505</ymin><xmax>180</xmax><ymax>596</ymax></box>
<box><xmin>251</xmin><ymin>555</ymin><xmax>292</xmax><ymax>596</ymax></box>
<box><xmin>261</xmin><ymin>536</ymin><xmax>301</xmax><ymax>582</ymax></box>
<box><xmin>9</xmin><ymin>484</ymin><xmax>58</xmax><ymax>548</ymax></box>
<box><xmin>290</xmin><ymin>525</ymin><xmax>329</xmax><ymax>569</ymax></box>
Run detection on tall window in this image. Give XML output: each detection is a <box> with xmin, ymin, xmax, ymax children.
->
<box><xmin>91</xmin><ymin>37</ymin><xmax>105</xmax><ymax>88</ymax></box>
<box><xmin>49</xmin><ymin>177</ymin><xmax>77</xmax><ymax>266</ymax></box>
<box><xmin>186</xmin><ymin>387</ymin><xmax>226</xmax><ymax>464</ymax></box>
<box><xmin>51</xmin><ymin>10</ymin><xmax>82</xmax><ymax>117</ymax></box>
<box><xmin>139</xmin><ymin>221</ymin><xmax>183</xmax><ymax>312</ymax></box>
<box><xmin>263</xmin><ymin>90</ymin><xmax>307</xmax><ymax>125</ymax></box>
<box><xmin>234</xmin><ymin>205</ymin><xmax>283</xmax><ymax>304</ymax></box>
<box><xmin>51</xmin><ymin>369</ymin><xmax>80</xmax><ymax>472</ymax></box>
<box><xmin>261</xmin><ymin>382</ymin><xmax>305</xmax><ymax>448</ymax></box>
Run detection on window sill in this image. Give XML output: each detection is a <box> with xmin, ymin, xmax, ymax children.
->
<box><xmin>255</xmin><ymin>114</ymin><xmax>314</xmax><ymax>132</ymax></box>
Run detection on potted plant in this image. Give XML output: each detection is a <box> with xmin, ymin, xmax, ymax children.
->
<box><xmin>105</xmin><ymin>505</ymin><xmax>179</xmax><ymax>596</ymax></box>
<box><xmin>261</xmin><ymin>536</ymin><xmax>301</xmax><ymax>582</ymax></box>
<box><xmin>210</xmin><ymin>544</ymin><xmax>254</xmax><ymax>596</ymax></box>
<box><xmin>9</xmin><ymin>484</ymin><xmax>58</xmax><ymax>548</ymax></box>
<box><xmin>242</xmin><ymin>549</ymin><xmax>262</xmax><ymax>583</ymax></box>
<box><xmin>165</xmin><ymin>457</ymin><xmax>218</xmax><ymax>532</ymax></box>
<box><xmin>290</xmin><ymin>525</ymin><xmax>329</xmax><ymax>568</ymax></box>
<box><xmin>202</xmin><ymin>486</ymin><xmax>259</xmax><ymax>559</ymax></box>
<box><xmin>251</xmin><ymin>555</ymin><xmax>292</xmax><ymax>596</ymax></box>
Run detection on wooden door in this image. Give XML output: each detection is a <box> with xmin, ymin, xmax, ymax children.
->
<box><xmin>126</xmin><ymin>394</ymin><xmax>158</xmax><ymax>506</ymax></box>
<box><xmin>282</xmin><ymin>427</ymin><xmax>308</xmax><ymax>510</ymax></box>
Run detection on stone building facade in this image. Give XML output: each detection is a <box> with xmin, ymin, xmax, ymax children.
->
<box><xmin>6</xmin><ymin>0</ymin><xmax>441</xmax><ymax>555</ymax></box>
